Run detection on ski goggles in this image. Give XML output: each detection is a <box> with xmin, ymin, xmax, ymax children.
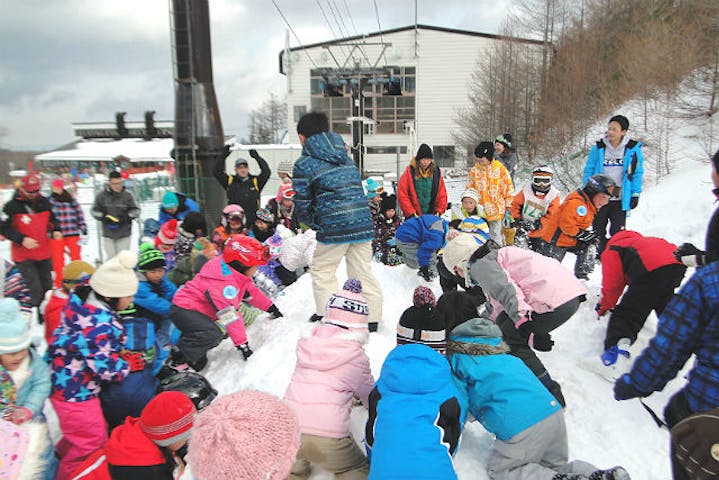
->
<box><xmin>532</xmin><ymin>176</ymin><xmax>551</xmax><ymax>186</ymax></box>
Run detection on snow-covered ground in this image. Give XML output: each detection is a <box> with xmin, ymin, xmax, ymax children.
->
<box><xmin>2</xmin><ymin>129</ymin><xmax>715</xmax><ymax>480</ymax></box>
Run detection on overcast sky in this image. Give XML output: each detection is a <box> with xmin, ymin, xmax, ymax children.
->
<box><xmin>0</xmin><ymin>0</ymin><xmax>511</xmax><ymax>150</ymax></box>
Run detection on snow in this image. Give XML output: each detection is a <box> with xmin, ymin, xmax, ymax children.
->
<box><xmin>3</xmin><ymin>120</ymin><xmax>716</xmax><ymax>480</ymax></box>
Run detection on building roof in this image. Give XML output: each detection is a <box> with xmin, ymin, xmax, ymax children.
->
<box><xmin>279</xmin><ymin>23</ymin><xmax>544</xmax><ymax>74</ymax></box>
<box><xmin>35</xmin><ymin>138</ymin><xmax>175</xmax><ymax>163</ymax></box>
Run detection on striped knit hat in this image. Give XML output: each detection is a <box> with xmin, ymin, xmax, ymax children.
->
<box><xmin>458</xmin><ymin>216</ymin><xmax>491</xmax><ymax>245</ymax></box>
<box><xmin>139</xmin><ymin>391</ymin><xmax>195</xmax><ymax>447</ymax></box>
<box><xmin>397</xmin><ymin>287</ymin><xmax>446</xmax><ymax>354</ymax></box>
<box><xmin>138</xmin><ymin>243</ymin><xmax>166</xmax><ymax>272</ymax></box>
<box><xmin>323</xmin><ymin>278</ymin><xmax>369</xmax><ymax>331</ymax></box>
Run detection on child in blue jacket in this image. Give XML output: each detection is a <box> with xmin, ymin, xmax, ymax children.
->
<box><xmin>134</xmin><ymin>243</ymin><xmax>179</xmax><ymax>371</ymax></box>
<box><xmin>439</xmin><ymin>291</ymin><xmax>629</xmax><ymax>480</ymax></box>
<box><xmin>395</xmin><ymin>214</ymin><xmax>448</xmax><ymax>281</ymax></box>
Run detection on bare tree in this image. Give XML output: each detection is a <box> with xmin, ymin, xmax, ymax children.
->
<box><xmin>248</xmin><ymin>92</ymin><xmax>288</xmax><ymax>144</ymax></box>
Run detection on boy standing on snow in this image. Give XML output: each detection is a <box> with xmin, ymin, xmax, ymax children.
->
<box><xmin>292</xmin><ymin>111</ymin><xmax>383</xmax><ymax>331</ymax></box>
<box><xmin>510</xmin><ymin>165</ymin><xmax>561</xmax><ymax>251</ymax></box>
<box><xmin>582</xmin><ymin>115</ymin><xmax>644</xmax><ymax>254</ymax></box>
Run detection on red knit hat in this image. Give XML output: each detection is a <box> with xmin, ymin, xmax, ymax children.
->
<box><xmin>139</xmin><ymin>391</ymin><xmax>196</xmax><ymax>447</ymax></box>
<box><xmin>157</xmin><ymin>219</ymin><xmax>178</xmax><ymax>245</ymax></box>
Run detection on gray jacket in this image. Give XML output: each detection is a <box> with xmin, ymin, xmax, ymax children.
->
<box><xmin>91</xmin><ymin>185</ymin><xmax>140</xmax><ymax>239</ymax></box>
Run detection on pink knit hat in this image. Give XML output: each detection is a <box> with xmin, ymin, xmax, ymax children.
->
<box><xmin>275</xmin><ymin>182</ymin><xmax>296</xmax><ymax>203</ymax></box>
<box><xmin>323</xmin><ymin>278</ymin><xmax>369</xmax><ymax>332</ymax></box>
<box><xmin>188</xmin><ymin>391</ymin><xmax>300</xmax><ymax>480</ymax></box>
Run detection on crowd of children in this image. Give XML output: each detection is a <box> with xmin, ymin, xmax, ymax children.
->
<box><xmin>1</xmin><ymin>112</ymin><xmax>717</xmax><ymax>480</ymax></box>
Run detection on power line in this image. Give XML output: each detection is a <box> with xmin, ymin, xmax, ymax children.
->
<box><xmin>342</xmin><ymin>0</ymin><xmax>360</xmax><ymax>36</ymax></box>
<box><xmin>338</xmin><ymin>0</ymin><xmax>372</xmax><ymax>68</ymax></box>
<box><xmin>372</xmin><ymin>0</ymin><xmax>389</xmax><ymax>67</ymax></box>
<box><xmin>316</xmin><ymin>0</ymin><xmax>352</xmax><ymax>60</ymax></box>
<box><xmin>271</xmin><ymin>0</ymin><xmax>319</xmax><ymax>69</ymax></box>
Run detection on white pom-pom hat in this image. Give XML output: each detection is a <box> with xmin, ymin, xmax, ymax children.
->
<box><xmin>90</xmin><ymin>250</ymin><xmax>139</xmax><ymax>298</ymax></box>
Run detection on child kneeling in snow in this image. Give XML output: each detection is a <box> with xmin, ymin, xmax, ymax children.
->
<box><xmin>395</xmin><ymin>214</ymin><xmax>448</xmax><ymax>281</ymax></box>
<box><xmin>169</xmin><ymin>234</ymin><xmax>283</xmax><ymax>371</ymax></box>
<box><xmin>365</xmin><ymin>287</ymin><xmax>465</xmax><ymax>479</ymax></box>
<box><xmin>46</xmin><ymin>251</ymin><xmax>138</xmax><ymax>480</ymax></box>
<box><xmin>284</xmin><ymin>279</ymin><xmax>374</xmax><ymax>479</ymax></box>
<box><xmin>0</xmin><ymin>297</ymin><xmax>55</xmax><ymax>480</ymax></box>
<box><xmin>439</xmin><ymin>291</ymin><xmax>630</xmax><ymax>480</ymax></box>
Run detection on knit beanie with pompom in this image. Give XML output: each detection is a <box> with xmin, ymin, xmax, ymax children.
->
<box><xmin>89</xmin><ymin>250</ymin><xmax>139</xmax><ymax>298</ymax></box>
<box><xmin>188</xmin><ymin>390</ymin><xmax>300</xmax><ymax>480</ymax></box>
<box><xmin>0</xmin><ymin>298</ymin><xmax>30</xmax><ymax>354</ymax></box>
<box><xmin>323</xmin><ymin>278</ymin><xmax>369</xmax><ymax>332</ymax></box>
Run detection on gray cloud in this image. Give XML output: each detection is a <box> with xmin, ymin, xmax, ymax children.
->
<box><xmin>0</xmin><ymin>0</ymin><xmax>509</xmax><ymax>149</ymax></box>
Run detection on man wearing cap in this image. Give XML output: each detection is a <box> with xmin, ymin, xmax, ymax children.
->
<box><xmin>214</xmin><ymin>148</ymin><xmax>271</xmax><ymax>226</ymax></box>
<box><xmin>0</xmin><ymin>173</ymin><xmax>61</xmax><ymax>307</ymax></box>
<box><xmin>91</xmin><ymin>170</ymin><xmax>140</xmax><ymax>260</ymax></box>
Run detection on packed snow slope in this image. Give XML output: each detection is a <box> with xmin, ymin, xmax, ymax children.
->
<box><xmin>197</xmin><ymin>158</ymin><xmax>714</xmax><ymax>480</ymax></box>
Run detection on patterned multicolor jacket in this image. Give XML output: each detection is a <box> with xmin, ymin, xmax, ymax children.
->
<box><xmin>465</xmin><ymin>160</ymin><xmax>514</xmax><ymax>221</ymax></box>
<box><xmin>49</xmin><ymin>191</ymin><xmax>87</xmax><ymax>237</ymax></box>
<box><xmin>626</xmin><ymin>262</ymin><xmax>719</xmax><ymax>413</ymax></box>
<box><xmin>46</xmin><ymin>293</ymin><xmax>129</xmax><ymax>402</ymax></box>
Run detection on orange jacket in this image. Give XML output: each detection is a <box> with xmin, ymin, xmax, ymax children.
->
<box><xmin>539</xmin><ymin>189</ymin><xmax>596</xmax><ymax>247</ymax></box>
<box><xmin>466</xmin><ymin>160</ymin><xmax>514</xmax><ymax>221</ymax></box>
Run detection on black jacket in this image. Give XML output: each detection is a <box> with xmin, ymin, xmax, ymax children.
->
<box><xmin>214</xmin><ymin>153</ymin><xmax>271</xmax><ymax>225</ymax></box>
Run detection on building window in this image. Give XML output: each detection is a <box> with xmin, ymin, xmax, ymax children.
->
<box><xmin>433</xmin><ymin>145</ymin><xmax>455</xmax><ymax>168</ymax></box>
<box><xmin>293</xmin><ymin>105</ymin><xmax>307</xmax><ymax>123</ymax></box>
<box><xmin>309</xmin><ymin>67</ymin><xmax>415</xmax><ymax>134</ymax></box>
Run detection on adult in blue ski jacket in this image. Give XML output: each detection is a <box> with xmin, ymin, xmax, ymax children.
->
<box><xmin>366</xmin><ymin>344</ymin><xmax>465</xmax><ymax>480</ymax></box>
<box><xmin>582</xmin><ymin>115</ymin><xmax>644</xmax><ymax>253</ymax></box>
<box><xmin>292</xmin><ymin>112</ymin><xmax>383</xmax><ymax>328</ymax></box>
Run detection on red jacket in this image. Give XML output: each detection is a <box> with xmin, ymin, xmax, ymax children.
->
<box><xmin>396</xmin><ymin>164</ymin><xmax>448</xmax><ymax>217</ymax></box>
<box><xmin>42</xmin><ymin>287</ymin><xmax>70</xmax><ymax>344</ymax></box>
<box><xmin>1</xmin><ymin>191</ymin><xmax>59</xmax><ymax>262</ymax></box>
<box><xmin>599</xmin><ymin>230</ymin><xmax>684</xmax><ymax>311</ymax></box>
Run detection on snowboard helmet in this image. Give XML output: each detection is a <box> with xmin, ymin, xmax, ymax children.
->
<box><xmin>158</xmin><ymin>371</ymin><xmax>217</xmax><ymax>412</ymax></box>
<box><xmin>532</xmin><ymin>165</ymin><xmax>554</xmax><ymax>193</ymax></box>
<box><xmin>222</xmin><ymin>204</ymin><xmax>245</xmax><ymax>226</ymax></box>
<box><xmin>223</xmin><ymin>234</ymin><xmax>270</xmax><ymax>270</ymax></box>
<box><xmin>583</xmin><ymin>173</ymin><xmax>618</xmax><ymax>198</ymax></box>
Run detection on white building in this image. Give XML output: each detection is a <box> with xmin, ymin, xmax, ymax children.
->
<box><xmin>279</xmin><ymin>24</ymin><xmax>541</xmax><ymax>176</ymax></box>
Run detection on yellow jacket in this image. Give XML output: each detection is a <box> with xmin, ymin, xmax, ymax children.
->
<box><xmin>466</xmin><ymin>160</ymin><xmax>514</xmax><ymax>221</ymax></box>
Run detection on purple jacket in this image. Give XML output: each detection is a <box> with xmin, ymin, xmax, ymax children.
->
<box><xmin>284</xmin><ymin>324</ymin><xmax>375</xmax><ymax>438</ymax></box>
<box><xmin>172</xmin><ymin>256</ymin><xmax>272</xmax><ymax>346</ymax></box>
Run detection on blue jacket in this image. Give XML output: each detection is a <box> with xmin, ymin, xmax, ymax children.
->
<box><xmin>134</xmin><ymin>277</ymin><xmax>177</xmax><ymax>319</ymax></box>
<box><xmin>395</xmin><ymin>215</ymin><xmax>448</xmax><ymax>267</ymax></box>
<box><xmin>293</xmin><ymin>132</ymin><xmax>373</xmax><ymax>244</ymax></box>
<box><xmin>46</xmin><ymin>294</ymin><xmax>129</xmax><ymax>402</ymax></box>
<box><xmin>15</xmin><ymin>348</ymin><xmax>51</xmax><ymax>417</ymax></box>
<box><xmin>367</xmin><ymin>344</ymin><xmax>465</xmax><ymax>480</ymax></box>
<box><xmin>447</xmin><ymin>318</ymin><xmax>561</xmax><ymax>441</ymax></box>
<box><xmin>158</xmin><ymin>192</ymin><xmax>200</xmax><ymax>225</ymax></box>
<box><xmin>582</xmin><ymin>138</ymin><xmax>644</xmax><ymax>211</ymax></box>
<box><xmin>626</xmin><ymin>262</ymin><xmax>719</xmax><ymax>413</ymax></box>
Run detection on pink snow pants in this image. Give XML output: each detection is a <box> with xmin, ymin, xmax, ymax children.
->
<box><xmin>51</xmin><ymin>396</ymin><xmax>108</xmax><ymax>480</ymax></box>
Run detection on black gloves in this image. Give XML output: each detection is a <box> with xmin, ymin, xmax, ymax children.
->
<box><xmin>267</xmin><ymin>304</ymin><xmax>283</xmax><ymax>319</ymax></box>
<box><xmin>630</xmin><ymin>195</ymin><xmax>639</xmax><ymax>210</ymax></box>
<box><xmin>515</xmin><ymin>219</ymin><xmax>541</xmax><ymax>231</ymax></box>
<box><xmin>674</xmin><ymin>243</ymin><xmax>706</xmax><ymax>268</ymax></box>
<box><xmin>517</xmin><ymin>321</ymin><xmax>554</xmax><ymax>352</ymax></box>
<box><xmin>418</xmin><ymin>265</ymin><xmax>433</xmax><ymax>282</ymax></box>
<box><xmin>576</xmin><ymin>229</ymin><xmax>596</xmax><ymax>243</ymax></box>
<box><xmin>249</xmin><ymin>149</ymin><xmax>260</xmax><ymax>159</ymax></box>
<box><xmin>614</xmin><ymin>374</ymin><xmax>650</xmax><ymax>400</ymax></box>
<box><xmin>237</xmin><ymin>342</ymin><xmax>253</xmax><ymax>360</ymax></box>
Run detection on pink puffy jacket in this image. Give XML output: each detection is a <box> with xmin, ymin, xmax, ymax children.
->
<box><xmin>470</xmin><ymin>246</ymin><xmax>587</xmax><ymax>325</ymax></box>
<box><xmin>172</xmin><ymin>256</ymin><xmax>272</xmax><ymax>345</ymax></box>
<box><xmin>284</xmin><ymin>324</ymin><xmax>375</xmax><ymax>438</ymax></box>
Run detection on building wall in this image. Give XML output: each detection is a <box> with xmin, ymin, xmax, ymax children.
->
<box><xmin>281</xmin><ymin>27</ymin><xmax>516</xmax><ymax>171</ymax></box>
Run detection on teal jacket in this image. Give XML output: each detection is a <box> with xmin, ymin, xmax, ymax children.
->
<box><xmin>15</xmin><ymin>348</ymin><xmax>51</xmax><ymax>417</ymax></box>
<box><xmin>447</xmin><ymin>318</ymin><xmax>561</xmax><ymax>441</ymax></box>
<box><xmin>582</xmin><ymin>138</ymin><xmax>644</xmax><ymax>211</ymax></box>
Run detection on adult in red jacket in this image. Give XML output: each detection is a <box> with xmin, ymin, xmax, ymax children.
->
<box><xmin>396</xmin><ymin>144</ymin><xmax>448</xmax><ymax>218</ymax></box>
<box><xmin>0</xmin><ymin>174</ymin><xmax>61</xmax><ymax>307</ymax></box>
<box><xmin>596</xmin><ymin>230</ymin><xmax>686</xmax><ymax>366</ymax></box>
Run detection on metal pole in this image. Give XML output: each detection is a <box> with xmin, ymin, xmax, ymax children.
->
<box><xmin>396</xmin><ymin>146</ymin><xmax>400</xmax><ymax>181</ymax></box>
